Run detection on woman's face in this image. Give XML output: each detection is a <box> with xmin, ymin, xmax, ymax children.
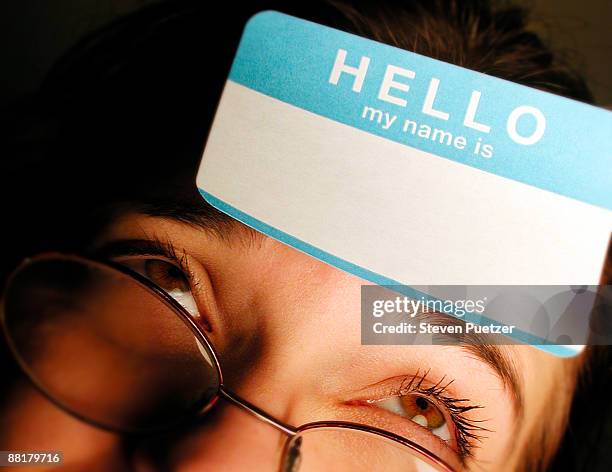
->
<box><xmin>1</xmin><ymin>211</ymin><xmax>575</xmax><ymax>471</ymax></box>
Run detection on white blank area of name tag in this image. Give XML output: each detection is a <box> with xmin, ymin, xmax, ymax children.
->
<box><xmin>197</xmin><ymin>81</ymin><xmax>611</xmax><ymax>286</ymax></box>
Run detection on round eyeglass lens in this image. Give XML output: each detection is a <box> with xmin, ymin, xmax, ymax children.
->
<box><xmin>282</xmin><ymin>426</ymin><xmax>451</xmax><ymax>472</ymax></box>
<box><xmin>1</xmin><ymin>255</ymin><xmax>219</xmax><ymax>433</ymax></box>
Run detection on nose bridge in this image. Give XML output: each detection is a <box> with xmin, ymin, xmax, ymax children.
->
<box><xmin>220</xmin><ymin>387</ymin><xmax>297</xmax><ymax>436</ymax></box>
<box><xmin>159</xmin><ymin>397</ymin><xmax>289</xmax><ymax>472</ymax></box>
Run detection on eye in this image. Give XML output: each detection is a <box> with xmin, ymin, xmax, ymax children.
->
<box><xmin>142</xmin><ymin>259</ymin><xmax>190</xmax><ymax>293</ymax></box>
<box><xmin>116</xmin><ymin>257</ymin><xmax>199</xmax><ymax>316</ymax></box>
<box><xmin>374</xmin><ymin>394</ymin><xmax>451</xmax><ymax>442</ymax></box>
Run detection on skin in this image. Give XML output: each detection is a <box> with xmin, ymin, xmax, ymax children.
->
<box><xmin>0</xmin><ymin>212</ymin><xmax>576</xmax><ymax>471</ymax></box>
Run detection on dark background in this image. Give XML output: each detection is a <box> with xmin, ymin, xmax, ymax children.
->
<box><xmin>1</xmin><ymin>0</ymin><xmax>610</xmax><ymax>109</ymax></box>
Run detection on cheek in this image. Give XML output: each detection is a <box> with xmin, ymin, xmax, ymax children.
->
<box><xmin>1</xmin><ymin>381</ymin><xmax>125</xmax><ymax>468</ymax></box>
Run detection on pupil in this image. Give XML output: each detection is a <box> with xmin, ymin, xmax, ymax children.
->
<box><xmin>168</xmin><ymin>265</ymin><xmax>183</xmax><ymax>279</ymax></box>
<box><xmin>416</xmin><ymin>397</ymin><xmax>429</xmax><ymax>411</ymax></box>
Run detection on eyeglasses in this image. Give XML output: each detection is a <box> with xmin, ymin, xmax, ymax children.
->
<box><xmin>1</xmin><ymin>253</ymin><xmax>456</xmax><ymax>471</ymax></box>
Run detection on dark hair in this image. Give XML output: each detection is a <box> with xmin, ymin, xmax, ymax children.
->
<box><xmin>0</xmin><ymin>1</ymin><xmax>608</xmax><ymax>471</ymax></box>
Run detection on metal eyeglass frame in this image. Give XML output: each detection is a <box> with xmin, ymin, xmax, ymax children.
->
<box><xmin>1</xmin><ymin>253</ymin><xmax>455</xmax><ymax>472</ymax></box>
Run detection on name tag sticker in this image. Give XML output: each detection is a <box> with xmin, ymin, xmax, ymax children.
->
<box><xmin>197</xmin><ymin>11</ymin><xmax>612</xmax><ymax>356</ymax></box>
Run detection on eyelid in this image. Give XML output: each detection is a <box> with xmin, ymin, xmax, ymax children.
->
<box><xmin>344</xmin><ymin>372</ymin><xmax>453</xmax><ymax>403</ymax></box>
<box><xmin>94</xmin><ymin>238</ymin><xmax>191</xmax><ymax>272</ymax></box>
<box><xmin>114</xmin><ymin>254</ymin><xmax>192</xmax><ymax>280</ymax></box>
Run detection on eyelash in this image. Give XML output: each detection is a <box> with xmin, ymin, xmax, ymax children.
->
<box><xmin>388</xmin><ymin>369</ymin><xmax>489</xmax><ymax>459</ymax></box>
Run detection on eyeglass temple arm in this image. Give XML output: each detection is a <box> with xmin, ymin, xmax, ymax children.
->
<box><xmin>219</xmin><ymin>386</ymin><xmax>297</xmax><ymax>437</ymax></box>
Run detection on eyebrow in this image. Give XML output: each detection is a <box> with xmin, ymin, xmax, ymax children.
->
<box><xmin>134</xmin><ymin>197</ymin><xmax>238</xmax><ymax>236</ymax></box>
<box><xmin>411</xmin><ymin>309</ymin><xmax>524</xmax><ymax>418</ymax></box>
<box><xmin>120</xmin><ymin>195</ymin><xmax>264</xmax><ymax>247</ymax></box>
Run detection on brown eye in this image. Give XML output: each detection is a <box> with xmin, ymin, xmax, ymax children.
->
<box><xmin>373</xmin><ymin>393</ymin><xmax>451</xmax><ymax>442</ymax></box>
<box><xmin>400</xmin><ymin>395</ymin><xmax>445</xmax><ymax>429</ymax></box>
<box><xmin>144</xmin><ymin>259</ymin><xmax>190</xmax><ymax>293</ymax></box>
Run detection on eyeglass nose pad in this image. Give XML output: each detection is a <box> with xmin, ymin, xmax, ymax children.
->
<box><xmin>282</xmin><ymin>436</ymin><xmax>302</xmax><ymax>472</ymax></box>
